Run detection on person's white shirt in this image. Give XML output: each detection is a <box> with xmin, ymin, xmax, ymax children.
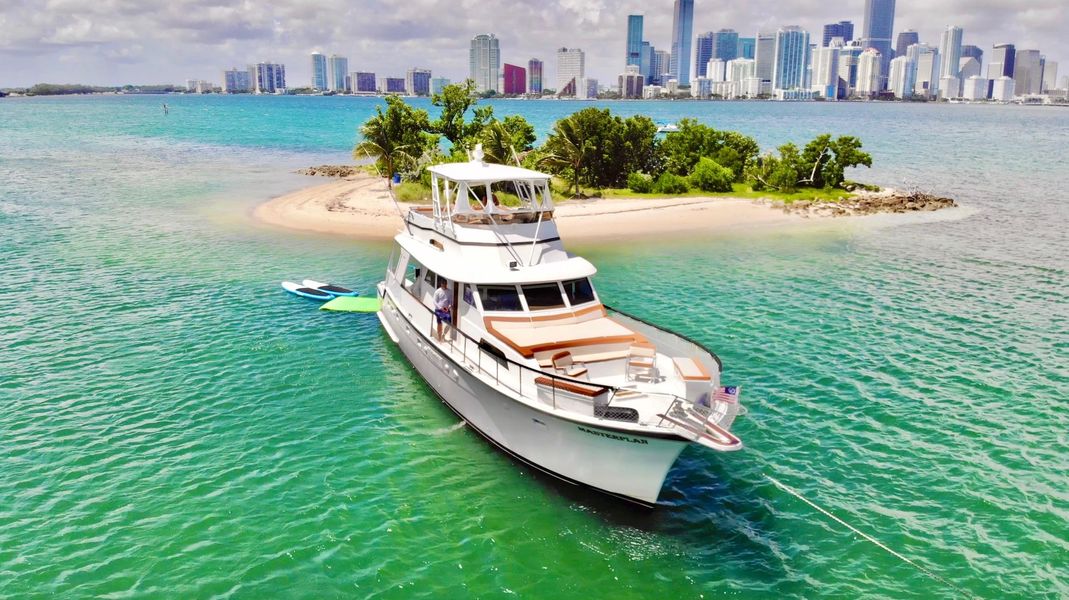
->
<box><xmin>433</xmin><ymin>286</ymin><xmax>451</xmax><ymax>311</ymax></box>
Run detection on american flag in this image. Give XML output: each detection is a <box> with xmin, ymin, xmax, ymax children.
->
<box><xmin>713</xmin><ymin>385</ymin><xmax>740</xmax><ymax>404</ymax></box>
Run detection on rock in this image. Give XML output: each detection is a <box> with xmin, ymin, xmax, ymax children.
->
<box><xmin>297</xmin><ymin>165</ymin><xmax>363</xmax><ymax>178</ymax></box>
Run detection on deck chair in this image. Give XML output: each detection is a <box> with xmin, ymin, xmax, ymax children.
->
<box><xmin>551</xmin><ymin>351</ymin><xmax>588</xmax><ymax>380</ymax></box>
<box><xmin>626</xmin><ymin>344</ymin><xmax>657</xmax><ymax>382</ymax></box>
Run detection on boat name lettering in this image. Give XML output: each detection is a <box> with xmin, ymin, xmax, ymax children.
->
<box><xmin>577</xmin><ymin>426</ymin><xmax>648</xmax><ymax>444</ymax></box>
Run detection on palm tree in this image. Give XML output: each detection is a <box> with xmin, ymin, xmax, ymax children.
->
<box><xmin>352</xmin><ymin>97</ymin><xmax>428</xmax><ymax>188</ymax></box>
<box><xmin>538</xmin><ymin>116</ymin><xmax>589</xmax><ymax>198</ymax></box>
<box><xmin>479</xmin><ymin>122</ymin><xmax>518</xmax><ymax>165</ymax></box>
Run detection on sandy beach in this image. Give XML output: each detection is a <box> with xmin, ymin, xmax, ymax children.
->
<box><xmin>254</xmin><ymin>172</ymin><xmax>826</xmax><ymax>241</ymax></box>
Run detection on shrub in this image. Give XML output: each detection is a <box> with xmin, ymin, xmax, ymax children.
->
<box><xmin>627</xmin><ymin>172</ymin><xmax>655</xmax><ymax>193</ymax></box>
<box><xmin>688</xmin><ymin>157</ymin><xmax>734</xmax><ymax>193</ymax></box>
<box><xmin>654</xmin><ymin>172</ymin><xmax>689</xmax><ymax>194</ymax></box>
<box><xmin>394</xmin><ymin>181</ymin><xmax>431</xmax><ymax>203</ymax></box>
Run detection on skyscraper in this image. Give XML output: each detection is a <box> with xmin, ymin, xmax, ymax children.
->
<box><xmin>223</xmin><ymin>68</ymin><xmax>251</xmax><ymax>93</ymax></box>
<box><xmin>1041</xmin><ymin>60</ymin><xmax>1058</xmax><ymax>93</ymax></box>
<box><xmin>754</xmin><ymin>32</ymin><xmax>776</xmax><ymax>82</ymax></box>
<box><xmin>469</xmin><ymin>34</ymin><xmax>501</xmax><ymax>94</ymax></box>
<box><xmin>856</xmin><ymin>48</ymin><xmax>882</xmax><ymax>96</ymax></box>
<box><xmin>619</xmin><ymin>65</ymin><xmax>644</xmax><ymax>98</ymax></box>
<box><xmin>353</xmin><ymin>72</ymin><xmax>376</xmax><ymax>93</ymax></box>
<box><xmin>822</xmin><ymin>21</ymin><xmax>854</xmax><ymax>47</ymax></box>
<box><xmin>895</xmin><ymin>30</ymin><xmax>919</xmax><ymax>58</ymax></box>
<box><xmin>990</xmin><ymin>43</ymin><xmax>1015</xmax><ymax>78</ymax></box>
<box><xmin>651</xmin><ymin>50</ymin><xmax>670</xmax><ymax>86</ymax></box>
<box><xmin>961</xmin><ymin>45</ymin><xmax>983</xmax><ymax>66</ymax></box>
<box><xmin>626</xmin><ymin>15</ymin><xmax>644</xmax><ymax>68</ymax></box>
<box><xmin>556</xmin><ymin>47</ymin><xmax>585</xmax><ymax>96</ymax></box>
<box><xmin>738</xmin><ymin>37</ymin><xmax>756</xmax><ymax>59</ymax></box>
<box><xmin>502</xmin><ymin>64</ymin><xmax>526</xmax><ymax>95</ymax></box>
<box><xmin>713</xmin><ymin>29</ymin><xmax>740</xmax><ymax>62</ymax></box>
<box><xmin>1014</xmin><ymin>50</ymin><xmax>1042</xmax><ymax>95</ymax></box>
<box><xmin>669</xmin><ymin>0</ymin><xmax>695</xmax><ymax>85</ymax></box>
<box><xmin>861</xmin><ymin>0</ymin><xmax>896</xmax><ymax>89</ymax></box>
<box><xmin>430</xmin><ymin>77</ymin><xmax>451</xmax><ymax>95</ymax></box>
<box><xmin>528</xmin><ymin>58</ymin><xmax>544</xmax><ymax>94</ymax></box>
<box><xmin>772</xmin><ymin>26</ymin><xmax>810</xmax><ymax>91</ymax></box>
<box><xmin>249</xmin><ymin>62</ymin><xmax>286</xmax><ymax>94</ymax></box>
<box><xmin>695</xmin><ymin>33</ymin><xmax>714</xmax><ymax>78</ymax></box>
<box><xmin>911</xmin><ymin>44</ymin><xmax>939</xmax><ymax>97</ymax></box>
<box><xmin>938</xmin><ymin>26</ymin><xmax>963</xmax><ymax>79</ymax></box>
<box><xmin>406</xmin><ymin>68</ymin><xmax>432</xmax><ymax>96</ymax></box>
<box><xmin>640</xmin><ymin>42</ymin><xmax>653</xmax><ymax>81</ymax></box>
<box><xmin>810</xmin><ymin>46</ymin><xmax>841</xmax><ymax>98</ymax></box>
<box><xmin>888</xmin><ymin>56</ymin><xmax>915</xmax><ymax>98</ymax></box>
<box><xmin>311</xmin><ymin>52</ymin><xmax>328</xmax><ymax>90</ymax></box>
<box><xmin>328</xmin><ymin>55</ymin><xmax>348</xmax><ymax>92</ymax></box>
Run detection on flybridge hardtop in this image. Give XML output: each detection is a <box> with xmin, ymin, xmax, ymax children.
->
<box><xmin>374</xmin><ymin>146</ymin><xmax>744</xmax><ymax>506</ymax></box>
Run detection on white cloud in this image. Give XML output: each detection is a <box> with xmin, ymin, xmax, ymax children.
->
<box><xmin>0</xmin><ymin>0</ymin><xmax>1065</xmax><ymax>87</ymax></box>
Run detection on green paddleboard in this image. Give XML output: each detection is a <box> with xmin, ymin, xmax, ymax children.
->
<box><xmin>320</xmin><ymin>296</ymin><xmax>382</xmax><ymax>312</ymax></box>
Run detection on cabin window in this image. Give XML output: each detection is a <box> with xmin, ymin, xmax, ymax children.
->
<box><xmin>462</xmin><ymin>284</ymin><xmax>476</xmax><ymax>306</ymax></box>
<box><xmin>563</xmin><ymin>278</ymin><xmax>596</xmax><ymax>306</ymax></box>
<box><xmin>424</xmin><ymin>269</ymin><xmax>438</xmax><ymax>290</ymax></box>
<box><xmin>478</xmin><ymin>285</ymin><xmax>523</xmax><ymax>311</ymax></box>
<box><xmin>522</xmin><ymin>283</ymin><xmax>566</xmax><ymax>310</ymax></box>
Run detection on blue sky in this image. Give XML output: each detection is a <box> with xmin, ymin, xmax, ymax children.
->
<box><xmin>0</xmin><ymin>0</ymin><xmax>1064</xmax><ymax>87</ymax></box>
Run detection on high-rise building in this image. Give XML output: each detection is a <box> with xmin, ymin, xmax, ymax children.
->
<box><xmin>640</xmin><ymin>42</ymin><xmax>653</xmax><ymax>81</ymax></box>
<box><xmin>707</xmin><ymin>59</ymin><xmax>726</xmax><ymax>82</ymax></box>
<box><xmin>619</xmin><ymin>64</ymin><xmax>644</xmax><ymax>98</ymax></box>
<box><xmin>754</xmin><ymin>32</ymin><xmax>776</xmax><ymax>82</ymax></box>
<box><xmin>1042</xmin><ymin>61</ymin><xmax>1059</xmax><ymax>92</ymax></box>
<box><xmin>823</xmin><ymin>21</ymin><xmax>854</xmax><ymax>47</ymax></box>
<box><xmin>727</xmin><ymin>58</ymin><xmax>756</xmax><ymax>82</ymax></box>
<box><xmin>669</xmin><ymin>0</ymin><xmax>695</xmax><ymax>86</ymax></box>
<box><xmin>991</xmin><ymin>43</ymin><xmax>1015</xmax><ymax>78</ymax></box>
<box><xmin>556</xmin><ymin>47</ymin><xmax>585</xmax><ymax>96</ymax></box>
<box><xmin>469</xmin><ymin>34</ymin><xmax>501</xmax><ymax>93</ymax></box>
<box><xmin>223</xmin><ymin>68</ymin><xmax>251</xmax><ymax>93</ymax></box>
<box><xmin>714</xmin><ymin>29</ymin><xmax>740</xmax><ymax>63</ymax></box>
<box><xmin>838</xmin><ymin>46</ymin><xmax>860</xmax><ymax>94</ymax></box>
<box><xmin>772</xmin><ymin>26</ymin><xmax>810</xmax><ymax>91</ymax></box>
<box><xmin>959</xmin><ymin>57</ymin><xmax>981</xmax><ymax>81</ymax></box>
<box><xmin>991</xmin><ymin>76</ymin><xmax>1015</xmax><ymax>101</ymax></box>
<box><xmin>502</xmin><ymin>64</ymin><xmax>526</xmax><ymax>95</ymax></box>
<box><xmin>430</xmin><ymin>77</ymin><xmax>451</xmax><ymax>95</ymax></box>
<box><xmin>738</xmin><ymin>37</ymin><xmax>756</xmax><ymax>59</ymax></box>
<box><xmin>626</xmin><ymin>15</ymin><xmax>644</xmax><ymax>68</ymax></box>
<box><xmin>528</xmin><ymin>59</ymin><xmax>544</xmax><ymax>94</ymax></box>
<box><xmin>406</xmin><ymin>68</ymin><xmax>431</xmax><ymax>96</ymax></box>
<box><xmin>961</xmin><ymin>45</ymin><xmax>983</xmax><ymax>66</ymax></box>
<box><xmin>651</xmin><ymin>50</ymin><xmax>670</xmax><ymax>86</ymax></box>
<box><xmin>910</xmin><ymin>44</ymin><xmax>939</xmax><ymax>98</ymax></box>
<box><xmin>895</xmin><ymin>30</ymin><xmax>919</xmax><ymax>58</ymax></box>
<box><xmin>383</xmin><ymin>77</ymin><xmax>406</xmax><ymax>93</ymax></box>
<box><xmin>695</xmin><ymin>32</ymin><xmax>714</xmax><ymax>78</ymax></box>
<box><xmin>1014</xmin><ymin>50</ymin><xmax>1042</xmax><ymax>95</ymax></box>
<box><xmin>328</xmin><ymin>55</ymin><xmax>348</xmax><ymax>92</ymax></box>
<box><xmin>861</xmin><ymin>0</ymin><xmax>896</xmax><ymax>89</ymax></box>
<box><xmin>938</xmin><ymin>26</ymin><xmax>963</xmax><ymax>80</ymax></box>
<box><xmin>856</xmin><ymin>48</ymin><xmax>881</xmax><ymax>96</ymax></box>
<box><xmin>811</xmin><ymin>46</ymin><xmax>841</xmax><ymax>98</ymax></box>
<box><xmin>961</xmin><ymin>76</ymin><xmax>987</xmax><ymax>100</ymax></box>
<box><xmin>353</xmin><ymin>72</ymin><xmax>376</xmax><ymax>93</ymax></box>
<box><xmin>311</xmin><ymin>52</ymin><xmax>328</xmax><ymax>90</ymax></box>
<box><xmin>249</xmin><ymin>62</ymin><xmax>286</xmax><ymax>94</ymax></box>
<box><xmin>888</xmin><ymin>56</ymin><xmax>915</xmax><ymax>98</ymax></box>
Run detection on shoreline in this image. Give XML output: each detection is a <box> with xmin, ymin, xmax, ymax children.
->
<box><xmin>253</xmin><ymin>172</ymin><xmax>833</xmax><ymax>242</ymax></box>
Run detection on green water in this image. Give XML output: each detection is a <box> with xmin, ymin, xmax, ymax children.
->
<box><xmin>1</xmin><ymin>96</ymin><xmax>1066</xmax><ymax>599</ymax></box>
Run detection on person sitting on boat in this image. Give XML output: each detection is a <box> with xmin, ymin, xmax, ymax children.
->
<box><xmin>433</xmin><ymin>279</ymin><xmax>453</xmax><ymax>342</ymax></box>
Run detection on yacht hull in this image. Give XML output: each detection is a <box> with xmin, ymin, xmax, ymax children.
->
<box><xmin>381</xmin><ymin>303</ymin><xmax>688</xmax><ymax>506</ymax></box>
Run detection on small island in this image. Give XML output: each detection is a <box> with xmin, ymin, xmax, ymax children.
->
<box><xmin>257</xmin><ymin>82</ymin><xmax>957</xmax><ymax>240</ymax></box>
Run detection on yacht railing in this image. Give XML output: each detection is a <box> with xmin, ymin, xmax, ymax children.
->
<box><xmin>604</xmin><ymin>304</ymin><xmax>723</xmax><ymax>372</ymax></box>
<box><xmin>383</xmin><ymin>276</ymin><xmax>738</xmax><ymax>432</ymax></box>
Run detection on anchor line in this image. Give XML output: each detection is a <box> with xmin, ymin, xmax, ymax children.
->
<box><xmin>764</xmin><ymin>474</ymin><xmax>974</xmax><ymax>598</ymax></box>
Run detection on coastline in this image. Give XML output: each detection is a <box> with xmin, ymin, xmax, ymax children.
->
<box><xmin>253</xmin><ymin>172</ymin><xmax>824</xmax><ymax>241</ymax></box>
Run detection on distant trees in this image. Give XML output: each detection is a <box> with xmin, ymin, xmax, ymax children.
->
<box><xmin>353</xmin><ymin>96</ymin><xmax>438</xmax><ymax>187</ymax></box>
<box><xmin>746</xmin><ymin>135</ymin><xmax>872</xmax><ymax>193</ymax></box>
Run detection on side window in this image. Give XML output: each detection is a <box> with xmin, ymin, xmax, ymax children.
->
<box><xmin>405</xmin><ymin>261</ymin><xmax>420</xmax><ymax>289</ymax></box>
<box><xmin>463</xmin><ymin>284</ymin><xmax>476</xmax><ymax>307</ymax></box>
<box><xmin>424</xmin><ymin>269</ymin><xmax>438</xmax><ymax>289</ymax></box>
<box><xmin>563</xmin><ymin>278</ymin><xmax>596</xmax><ymax>306</ymax></box>
<box><xmin>477</xmin><ymin>285</ymin><xmax>523</xmax><ymax>311</ymax></box>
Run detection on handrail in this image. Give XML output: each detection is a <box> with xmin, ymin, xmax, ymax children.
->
<box><xmin>386</xmin><ymin>272</ymin><xmax>621</xmax><ymax>398</ymax></box>
<box><xmin>603</xmin><ymin>303</ymin><xmax>723</xmax><ymax>370</ymax></box>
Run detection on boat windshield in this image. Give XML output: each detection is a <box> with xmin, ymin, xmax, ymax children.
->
<box><xmin>479</xmin><ymin>285</ymin><xmax>523</xmax><ymax>311</ymax></box>
<box><xmin>521</xmin><ymin>283</ymin><xmax>566</xmax><ymax>310</ymax></box>
<box><xmin>563</xmin><ymin>278</ymin><xmax>596</xmax><ymax>306</ymax></box>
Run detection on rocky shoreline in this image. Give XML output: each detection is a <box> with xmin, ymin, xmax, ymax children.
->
<box><xmin>768</xmin><ymin>190</ymin><xmax>958</xmax><ymax>217</ymax></box>
<box><xmin>296</xmin><ymin>165</ymin><xmax>364</xmax><ymax>178</ymax></box>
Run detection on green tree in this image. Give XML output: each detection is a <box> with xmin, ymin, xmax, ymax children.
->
<box><xmin>746</xmin><ymin>143</ymin><xmax>802</xmax><ymax>193</ymax></box>
<box><xmin>689</xmin><ymin>157</ymin><xmax>734</xmax><ymax>192</ymax></box>
<box><xmin>353</xmin><ymin>96</ymin><xmax>437</xmax><ymax>188</ymax></box>
<box><xmin>660</xmin><ymin>118</ymin><xmax>759</xmax><ymax>181</ymax></box>
<box><xmin>539</xmin><ymin>108</ymin><xmax>660</xmax><ymax>193</ymax></box>
<box><xmin>476</xmin><ymin>115</ymin><xmax>536</xmax><ymax>164</ymax></box>
<box><xmin>430</xmin><ymin>80</ymin><xmax>479</xmax><ymax>146</ymax></box>
<box><xmin>539</xmin><ymin>116</ymin><xmax>591</xmax><ymax>197</ymax></box>
<box><xmin>797</xmin><ymin>134</ymin><xmax>873</xmax><ymax>189</ymax></box>
<box><xmin>654</xmin><ymin>172</ymin><xmax>689</xmax><ymax>194</ymax></box>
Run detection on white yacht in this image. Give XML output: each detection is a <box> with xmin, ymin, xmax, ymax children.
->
<box><xmin>376</xmin><ymin>148</ymin><xmax>744</xmax><ymax>506</ymax></box>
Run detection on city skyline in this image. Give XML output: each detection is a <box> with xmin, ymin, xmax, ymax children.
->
<box><xmin>0</xmin><ymin>0</ymin><xmax>1065</xmax><ymax>88</ymax></box>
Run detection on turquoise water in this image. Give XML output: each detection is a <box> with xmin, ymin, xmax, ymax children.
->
<box><xmin>1</xmin><ymin>95</ymin><xmax>1066</xmax><ymax>598</ymax></box>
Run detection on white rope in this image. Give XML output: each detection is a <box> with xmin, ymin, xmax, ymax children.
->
<box><xmin>764</xmin><ymin>474</ymin><xmax>972</xmax><ymax>597</ymax></box>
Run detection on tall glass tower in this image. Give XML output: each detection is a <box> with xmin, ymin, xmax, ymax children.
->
<box><xmin>469</xmin><ymin>34</ymin><xmax>501</xmax><ymax>94</ymax></box>
<box><xmin>669</xmin><ymin>0</ymin><xmax>694</xmax><ymax>86</ymax></box>
<box><xmin>695</xmin><ymin>33</ymin><xmax>714</xmax><ymax>78</ymax></box>
<box><xmin>861</xmin><ymin>0</ymin><xmax>896</xmax><ymax>89</ymax></box>
<box><xmin>772</xmin><ymin>26</ymin><xmax>810</xmax><ymax>90</ymax></box>
<box><xmin>626</xmin><ymin>15</ymin><xmax>644</xmax><ymax>68</ymax></box>
<box><xmin>310</xmin><ymin>52</ymin><xmax>328</xmax><ymax>90</ymax></box>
